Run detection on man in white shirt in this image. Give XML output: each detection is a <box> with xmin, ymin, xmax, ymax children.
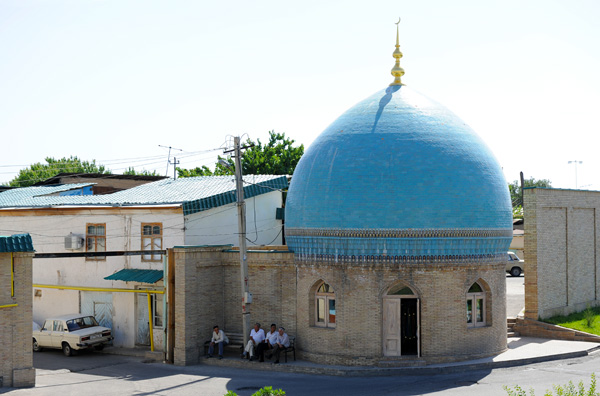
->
<box><xmin>207</xmin><ymin>325</ymin><xmax>229</xmax><ymax>359</ymax></box>
<box><xmin>242</xmin><ymin>322</ymin><xmax>265</xmax><ymax>361</ymax></box>
<box><xmin>267</xmin><ymin>327</ymin><xmax>290</xmax><ymax>364</ymax></box>
<box><xmin>256</xmin><ymin>323</ymin><xmax>278</xmax><ymax>362</ymax></box>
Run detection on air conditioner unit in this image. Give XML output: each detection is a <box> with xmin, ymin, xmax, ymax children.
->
<box><xmin>65</xmin><ymin>233</ymin><xmax>84</xmax><ymax>250</ymax></box>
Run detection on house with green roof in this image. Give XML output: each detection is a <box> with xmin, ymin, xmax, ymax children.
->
<box><xmin>0</xmin><ymin>175</ymin><xmax>287</xmax><ymax>351</ymax></box>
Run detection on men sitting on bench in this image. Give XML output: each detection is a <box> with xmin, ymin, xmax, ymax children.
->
<box><xmin>256</xmin><ymin>323</ymin><xmax>278</xmax><ymax>362</ymax></box>
<box><xmin>266</xmin><ymin>327</ymin><xmax>290</xmax><ymax>364</ymax></box>
<box><xmin>207</xmin><ymin>325</ymin><xmax>229</xmax><ymax>359</ymax></box>
<box><xmin>242</xmin><ymin>322</ymin><xmax>265</xmax><ymax>361</ymax></box>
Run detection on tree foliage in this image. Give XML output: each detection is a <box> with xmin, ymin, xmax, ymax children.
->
<box><xmin>177</xmin><ymin>131</ymin><xmax>304</xmax><ymax>177</ymax></box>
<box><xmin>509</xmin><ymin>177</ymin><xmax>552</xmax><ymax>208</ymax></box>
<box><xmin>122</xmin><ymin>167</ymin><xmax>160</xmax><ymax>176</ymax></box>
<box><xmin>9</xmin><ymin>156</ymin><xmax>111</xmax><ymax>187</ymax></box>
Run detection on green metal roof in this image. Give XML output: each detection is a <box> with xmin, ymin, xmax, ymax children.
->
<box><xmin>182</xmin><ymin>175</ymin><xmax>289</xmax><ymax>215</ymax></box>
<box><xmin>104</xmin><ymin>269</ymin><xmax>164</xmax><ymax>284</ymax></box>
<box><xmin>0</xmin><ymin>234</ymin><xmax>34</xmax><ymax>253</ymax></box>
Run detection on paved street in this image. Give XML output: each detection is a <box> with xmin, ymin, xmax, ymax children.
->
<box><xmin>2</xmin><ymin>349</ymin><xmax>600</xmax><ymax>396</ymax></box>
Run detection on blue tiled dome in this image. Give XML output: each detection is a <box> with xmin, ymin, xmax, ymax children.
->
<box><xmin>285</xmin><ymin>85</ymin><xmax>512</xmax><ymax>260</ymax></box>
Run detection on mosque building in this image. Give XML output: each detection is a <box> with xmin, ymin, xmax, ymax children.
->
<box><xmin>173</xmin><ymin>22</ymin><xmax>513</xmax><ymax>366</ymax></box>
<box><xmin>284</xmin><ymin>21</ymin><xmax>513</xmax><ymax>364</ymax></box>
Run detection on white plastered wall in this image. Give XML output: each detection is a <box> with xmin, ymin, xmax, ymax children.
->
<box><xmin>0</xmin><ymin>207</ymin><xmax>183</xmax><ymax>349</ymax></box>
<box><xmin>184</xmin><ymin>191</ymin><xmax>283</xmax><ymax>247</ymax></box>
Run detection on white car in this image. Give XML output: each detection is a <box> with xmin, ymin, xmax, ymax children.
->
<box><xmin>33</xmin><ymin>314</ymin><xmax>113</xmax><ymax>356</ymax></box>
<box><xmin>505</xmin><ymin>251</ymin><xmax>524</xmax><ymax>277</ymax></box>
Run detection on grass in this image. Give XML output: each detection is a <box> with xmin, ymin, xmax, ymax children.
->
<box><xmin>544</xmin><ymin>306</ymin><xmax>600</xmax><ymax>336</ymax></box>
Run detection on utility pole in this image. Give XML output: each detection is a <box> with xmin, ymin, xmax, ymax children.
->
<box><xmin>225</xmin><ymin>136</ymin><xmax>251</xmax><ymax>346</ymax></box>
<box><xmin>169</xmin><ymin>157</ymin><xmax>180</xmax><ymax>179</ymax></box>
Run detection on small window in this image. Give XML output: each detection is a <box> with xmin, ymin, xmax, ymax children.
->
<box><xmin>316</xmin><ymin>282</ymin><xmax>336</xmax><ymax>328</ymax></box>
<box><xmin>86</xmin><ymin>224</ymin><xmax>106</xmax><ymax>260</ymax></box>
<box><xmin>142</xmin><ymin>223</ymin><xmax>163</xmax><ymax>262</ymax></box>
<box><xmin>467</xmin><ymin>282</ymin><xmax>486</xmax><ymax>327</ymax></box>
<box><xmin>152</xmin><ymin>293</ymin><xmax>164</xmax><ymax>328</ymax></box>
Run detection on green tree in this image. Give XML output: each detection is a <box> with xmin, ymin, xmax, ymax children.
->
<box><xmin>509</xmin><ymin>177</ymin><xmax>552</xmax><ymax>208</ymax></box>
<box><xmin>177</xmin><ymin>131</ymin><xmax>304</xmax><ymax>177</ymax></box>
<box><xmin>9</xmin><ymin>156</ymin><xmax>111</xmax><ymax>187</ymax></box>
<box><xmin>122</xmin><ymin>167</ymin><xmax>160</xmax><ymax>176</ymax></box>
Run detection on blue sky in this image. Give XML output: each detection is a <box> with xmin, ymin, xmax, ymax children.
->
<box><xmin>1</xmin><ymin>0</ymin><xmax>599</xmax><ymax>189</ymax></box>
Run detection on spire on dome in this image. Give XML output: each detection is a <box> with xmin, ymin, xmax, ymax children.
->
<box><xmin>390</xmin><ymin>18</ymin><xmax>405</xmax><ymax>86</ymax></box>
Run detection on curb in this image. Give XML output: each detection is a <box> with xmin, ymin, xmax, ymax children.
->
<box><xmin>197</xmin><ymin>347</ymin><xmax>600</xmax><ymax>377</ymax></box>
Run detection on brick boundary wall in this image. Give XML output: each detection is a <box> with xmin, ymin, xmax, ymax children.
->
<box><xmin>514</xmin><ymin>317</ymin><xmax>600</xmax><ymax>343</ymax></box>
<box><xmin>0</xmin><ymin>252</ymin><xmax>35</xmax><ymax>388</ymax></box>
<box><xmin>524</xmin><ymin>188</ymin><xmax>600</xmax><ymax>320</ymax></box>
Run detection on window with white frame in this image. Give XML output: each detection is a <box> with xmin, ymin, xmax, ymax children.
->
<box><xmin>315</xmin><ymin>282</ymin><xmax>336</xmax><ymax>328</ymax></box>
<box><xmin>467</xmin><ymin>282</ymin><xmax>486</xmax><ymax>327</ymax></box>
<box><xmin>152</xmin><ymin>293</ymin><xmax>164</xmax><ymax>328</ymax></box>
<box><xmin>86</xmin><ymin>224</ymin><xmax>106</xmax><ymax>260</ymax></box>
<box><xmin>142</xmin><ymin>223</ymin><xmax>163</xmax><ymax>262</ymax></box>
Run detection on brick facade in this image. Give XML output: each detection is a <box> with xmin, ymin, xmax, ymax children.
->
<box><xmin>524</xmin><ymin>188</ymin><xmax>600</xmax><ymax>320</ymax></box>
<box><xmin>0</xmin><ymin>252</ymin><xmax>35</xmax><ymax>388</ymax></box>
<box><xmin>173</xmin><ymin>246</ymin><xmax>507</xmax><ymax>366</ymax></box>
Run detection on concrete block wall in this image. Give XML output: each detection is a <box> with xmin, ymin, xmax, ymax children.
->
<box><xmin>524</xmin><ymin>188</ymin><xmax>600</xmax><ymax>320</ymax></box>
<box><xmin>0</xmin><ymin>252</ymin><xmax>35</xmax><ymax>388</ymax></box>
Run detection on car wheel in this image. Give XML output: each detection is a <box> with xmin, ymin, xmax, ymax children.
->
<box><xmin>33</xmin><ymin>338</ymin><xmax>42</xmax><ymax>352</ymax></box>
<box><xmin>94</xmin><ymin>344</ymin><xmax>104</xmax><ymax>351</ymax></box>
<box><xmin>510</xmin><ymin>267</ymin><xmax>522</xmax><ymax>277</ymax></box>
<box><xmin>62</xmin><ymin>343</ymin><xmax>73</xmax><ymax>357</ymax></box>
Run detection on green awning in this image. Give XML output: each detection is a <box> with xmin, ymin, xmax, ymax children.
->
<box><xmin>104</xmin><ymin>269</ymin><xmax>163</xmax><ymax>284</ymax></box>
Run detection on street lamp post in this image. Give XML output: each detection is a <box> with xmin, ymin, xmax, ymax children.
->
<box><xmin>568</xmin><ymin>160</ymin><xmax>583</xmax><ymax>189</ymax></box>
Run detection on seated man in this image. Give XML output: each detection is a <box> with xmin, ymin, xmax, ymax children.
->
<box><xmin>242</xmin><ymin>322</ymin><xmax>265</xmax><ymax>361</ymax></box>
<box><xmin>267</xmin><ymin>327</ymin><xmax>290</xmax><ymax>364</ymax></box>
<box><xmin>207</xmin><ymin>325</ymin><xmax>229</xmax><ymax>359</ymax></box>
<box><xmin>256</xmin><ymin>323</ymin><xmax>278</xmax><ymax>362</ymax></box>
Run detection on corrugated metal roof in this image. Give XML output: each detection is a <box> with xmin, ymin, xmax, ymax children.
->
<box><xmin>104</xmin><ymin>269</ymin><xmax>164</xmax><ymax>284</ymax></box>
<box><xmin>0</xmin><ymin>234</ymin><xmax>34</xmax><ymax>252</ymax></box>
<box><xmin>0</xmin><ymin>175</ymin><xmax>288</xmax><ymax>215</ymax></box>
<box><xmin>0</xmin><ymin>184</ymin><xmax>96</xmax><ymax>207</ymax></box>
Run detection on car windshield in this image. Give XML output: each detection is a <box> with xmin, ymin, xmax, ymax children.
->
<box><xmin>66</xmin><ymin>316</ymin><xmax>99</xmax><ymax>331</ymax></box>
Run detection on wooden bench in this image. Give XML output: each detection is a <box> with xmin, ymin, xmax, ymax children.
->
<box><xmin>204</xmin><ymin>332</ymin><xmax>296</xmax><ymax>362</ymax></box>
<box><xmin>281</xmin><ymin>336</ymin><xmax>296</xmax><ymax>363</ymax></box>
<box><xmin>203</xmin><ymin>332</ymin><xmax>244</xmax><ymax>356</ymax></box>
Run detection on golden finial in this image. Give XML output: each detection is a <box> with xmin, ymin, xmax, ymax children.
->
<box><xmin>390</xmin><ymin>17</ymin><xmax>405</xmax><ymax>86</ymax></box>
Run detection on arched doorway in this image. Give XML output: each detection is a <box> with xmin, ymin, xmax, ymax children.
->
<box><xmin>383</xmin><ymin>284</ymin><xmax>419</xmax><ymax>357</ymax></box>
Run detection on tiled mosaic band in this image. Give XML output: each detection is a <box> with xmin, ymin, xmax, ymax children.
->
<box><xmin>285</xmin><ymin>227</ymin><xmax>513</xmax><ymax>259</ymax></box>
<box><xmin>285</xmin><ymin>228</ymin><xmax>513</xmax><ymax>239</ymax></box>
<box><xmin>294</xmin><ymin>252</ymin><xmax>506</xmax><ymax>264</ymax></box>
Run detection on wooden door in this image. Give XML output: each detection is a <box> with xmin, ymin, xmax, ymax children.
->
<box><xmin>383</xmin><ymin>298</ymin><xmax>401</xmax><ymax>356</ymax></box>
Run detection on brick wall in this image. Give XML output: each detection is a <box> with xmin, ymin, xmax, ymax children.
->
<box><xmin>173</xmin><ymin>246</ymin><xmax>506</xmax><ymax>366</ymax></box>
<box><xmin>0</xmin><ymin>252</ymin><xmax>35</xmax><ymax>388</ymax></box>
<box><xmin>173</xmin><ymin>246</ymin><xmax>295</xmax><ymax>366</ymax></box>
<box><xmin>524</xmin><ymin>188</ymin><xmax>600</xmax><ymax>320</ymax></box>
<box><xmin>296</xmin><ymin>260</ymin><xmax>506</xmax><ymax>365</ymax></box>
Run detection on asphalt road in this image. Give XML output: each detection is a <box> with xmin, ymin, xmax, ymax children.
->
<box><xmin>4</xmin><ymin>348</ymin><xmax>600</xmax><ymax>396</ymax></box>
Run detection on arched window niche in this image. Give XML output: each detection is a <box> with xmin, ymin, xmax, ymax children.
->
<box><xmin>466</xmin><ymin>280</ymin><xmax>490</xmax><ymax>328</ymax></box>
<box><xmin>314</xmin><ymin>281</ymin><xmax>336</xmax><ymax>328</ymax></box>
